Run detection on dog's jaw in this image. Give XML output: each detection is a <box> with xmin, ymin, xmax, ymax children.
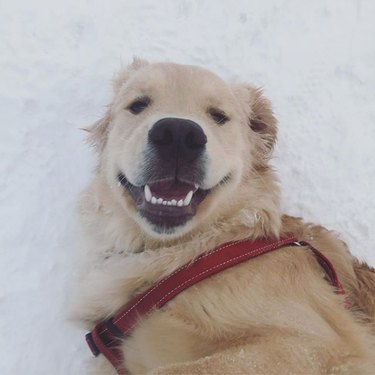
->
<box><xmin>116</xmin><ymin>171</ymin><xmax>233</xmax><ymax>237</ymax></box>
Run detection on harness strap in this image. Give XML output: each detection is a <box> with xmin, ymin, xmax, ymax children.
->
<box><xmin>85</xmin><ymin>235</ymin><xmax>348</xmax><ymax>374</ymax></box>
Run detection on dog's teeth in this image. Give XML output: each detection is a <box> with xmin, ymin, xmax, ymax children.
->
<box><xmin>144</xmin><ymin>185</ymin><xmax>152</xmax><ymax>202</ymax></box>
<box><xmin>145</xmin><ymin>186</ymin><xmax>195</xmax><ymax>207</ymax></box>
<box><xmin>183</xmin><ymin>191</ymin><xmax>193</xmax><ymax>206</ymax></box>
<box><xmin>147</xmin><ymin>195</ymin><xmax>192</xmax><ymax>207</ymax></box>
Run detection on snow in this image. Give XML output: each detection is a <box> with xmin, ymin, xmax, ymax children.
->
<box><xmin>0</xmin><ymin>1</ymin><xmax>374</xmax><ymax>374</ymax></box>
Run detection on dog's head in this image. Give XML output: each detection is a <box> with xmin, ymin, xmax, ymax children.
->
<box><xmin>87</xmin><ymin>60</ymin><xmax>278</xmax><ymax>239</ymax></box>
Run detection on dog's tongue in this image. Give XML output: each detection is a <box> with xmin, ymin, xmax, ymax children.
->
<box><xmin>148</xmin><ymin>180</ymin><xmax>196</xmax><ymax>200</ymax></box>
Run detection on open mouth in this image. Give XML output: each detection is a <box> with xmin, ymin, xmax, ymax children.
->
<box><xmin>117</xmin><ymin>172</ymin><xmax>211</xmax><ymax>230</ymax></box>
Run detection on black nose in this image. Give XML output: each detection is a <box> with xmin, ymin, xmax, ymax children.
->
<box><xmin>148</xmin><ymin>118</ymin><xmax>207</xmax><ymax>162</ymax></box>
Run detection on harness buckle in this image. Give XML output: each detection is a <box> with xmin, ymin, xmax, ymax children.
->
<box><xmin>290</xmin><ymin>241</ymin><xmax>303</xmax><ymax>247</ymax></box>
<box><xmin>86</xmin><ymin>332</ymin><xmax>100</xmax><ymax>357</ymax></box>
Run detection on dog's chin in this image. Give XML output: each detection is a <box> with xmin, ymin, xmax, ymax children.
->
<box><xmin>117</xmin><ymin>172</ymin><xmax>231</xmax><ymax>236</ymax></box>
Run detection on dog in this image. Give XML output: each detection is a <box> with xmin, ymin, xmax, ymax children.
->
<box><xmin>72</xmin><ymin>59</ymin><xmax>375</xmax><ymax>374</ymax></box>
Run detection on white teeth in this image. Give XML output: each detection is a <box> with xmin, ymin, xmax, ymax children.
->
<box><xmin>183</xmin><ymin>191</ymin><xmax>193</xmax><ymax>206</ymax></box>
<box><xmin>144</xmin><ymin>185</ymin><xmax>152</xmax><ymax>202</ymax></box>
<box><xmin>146</xmin><ymin>187</ymin><xmax>196</xmax><ymax>207</ymax></box>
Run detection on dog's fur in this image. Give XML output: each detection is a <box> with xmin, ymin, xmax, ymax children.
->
<box><xmin>73</xmin><ymin>60</ymin><xmax>375</xmax><ymax>374</ymax></box>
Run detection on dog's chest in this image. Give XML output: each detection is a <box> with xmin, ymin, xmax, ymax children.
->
<box><xmin>119</xmin><ymin>255</ymin><xmax>295</xmax><ymax>374</ymax></box>
<box><xmin>121</xmin><ymin>278</ymin><xmax>236</xmax><ymax>374</ymax></box>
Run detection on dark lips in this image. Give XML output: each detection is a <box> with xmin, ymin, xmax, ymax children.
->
<box><xmin>118</xmin><ymin>173</ymin><xmax>209</xmax><ymax>230</ymax></box>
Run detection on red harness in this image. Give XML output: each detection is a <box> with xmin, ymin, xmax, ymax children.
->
<box><xmin>85</xmin><ymin>235</ymin><xmax>347</xmax><ymax>374</ymax></box>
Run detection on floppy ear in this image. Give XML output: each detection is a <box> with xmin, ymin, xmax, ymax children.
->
<box><xmin>112</xmin><ymin>57</ymin><xmax>149</xmax><ymax>95</ymax></box>
<box><xmin>83</xmin><ymin>57</ymin><xmax>149</xmax><ymax>153</ymax></box>
<box><xmin>233</xmin><ymin>85</ymin><xmax>277</xmax><ymax>160</ymax></box>
<box><xmin>84</xmin><ymin>109</ymin><xmax>113</xmax><ymax>153</ymax></box>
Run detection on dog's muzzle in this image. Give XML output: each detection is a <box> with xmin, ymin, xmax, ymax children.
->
<box><xmin>117</xmin><ymin>118</ymin><xmax>210</xmax><ymax>232</ymax></box>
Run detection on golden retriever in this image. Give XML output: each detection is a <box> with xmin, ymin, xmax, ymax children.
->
<box><xmin>72</xmin><ymin>59</ymin><xmax>375</xmax><ymax>374</ymax></box>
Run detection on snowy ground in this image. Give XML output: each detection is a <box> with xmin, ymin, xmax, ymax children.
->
<box><xmin>1</xmin><ymin>1</ymin><xmax>374</xmax><ymax>374</ymax></box>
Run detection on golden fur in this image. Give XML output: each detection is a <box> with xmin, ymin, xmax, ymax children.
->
<box><xmin>72</xmin><ymin>60</ymin><xmax>375</xmax><ymax>374</ymax></box>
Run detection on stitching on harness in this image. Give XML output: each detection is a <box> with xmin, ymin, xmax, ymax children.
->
<box><xmin>98</xmin><ymin>238</ymin><xmax>249</xmax><ymax>335</ymax></box>
<box><xmin>98</xmin><ymin>237</ymin><xmax>292</xmax><ymax>336</ymax></box>
<box><xmin>121</xmin><ymin>238</ymin><xmax>290</xmax><ymax>336</ymax></box>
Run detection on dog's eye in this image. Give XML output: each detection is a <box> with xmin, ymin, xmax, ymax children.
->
<box><xmin>208</xmin><ymin>107</ymin><xmax>229</xmax><ymax>125</ymax></box>
<box><xmin>127</xmin><ymin>97</ymin><xmax>151</xmax><ymax>114</ymax></box>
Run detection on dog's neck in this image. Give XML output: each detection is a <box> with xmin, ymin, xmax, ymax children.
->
<box><xmin>73</xmin><ymin>172</ymin><xmax>282</xmax><ymax>326</ymax></box>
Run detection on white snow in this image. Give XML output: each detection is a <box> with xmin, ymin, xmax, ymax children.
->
<box><xmin>1</xmin><ymin>1</ymin><xmax>374</xmax><ymax>374</ymax></box>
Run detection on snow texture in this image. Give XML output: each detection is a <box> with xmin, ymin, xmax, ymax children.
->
<box><xmin>1</xmin><ymin>1</ymin><xmax>374</xmax><ymax>374</ymax></box>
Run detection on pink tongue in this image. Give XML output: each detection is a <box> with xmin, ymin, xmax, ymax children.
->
<box><xmin>149</xmin><ymin>181</ymin><xmax>195</xmax><ymax>200</ymax></box>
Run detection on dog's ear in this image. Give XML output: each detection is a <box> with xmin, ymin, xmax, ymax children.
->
<box><xmin>112</xmin><ymin>57</ymin><xmax>149</xmax><ymax>95</ymax></box>
<box><xmin>84</xmin><ymin>58</ymin><xmax>149</xmax><ymax>153</ymax></box>
<box><xmin>233</xmin><ymin>85</ymin><xmax>277</xmax><ymax>159</ymax></box>
<box><xmin>84</xmin><ymin>109</ymin><xmax>112</xmax><ymax>153</ymax></box>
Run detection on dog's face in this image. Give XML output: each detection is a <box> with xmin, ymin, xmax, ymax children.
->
<box><xmin>89</xmin><ymin>60</ymin><xmax>277</xmax><ymax>239</ymax></box>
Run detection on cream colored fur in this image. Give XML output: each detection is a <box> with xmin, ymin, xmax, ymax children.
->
<box><xmin>72</xmin><ymin>60</ymin><xmax>375</xmax><ymax>374</ymax></box>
